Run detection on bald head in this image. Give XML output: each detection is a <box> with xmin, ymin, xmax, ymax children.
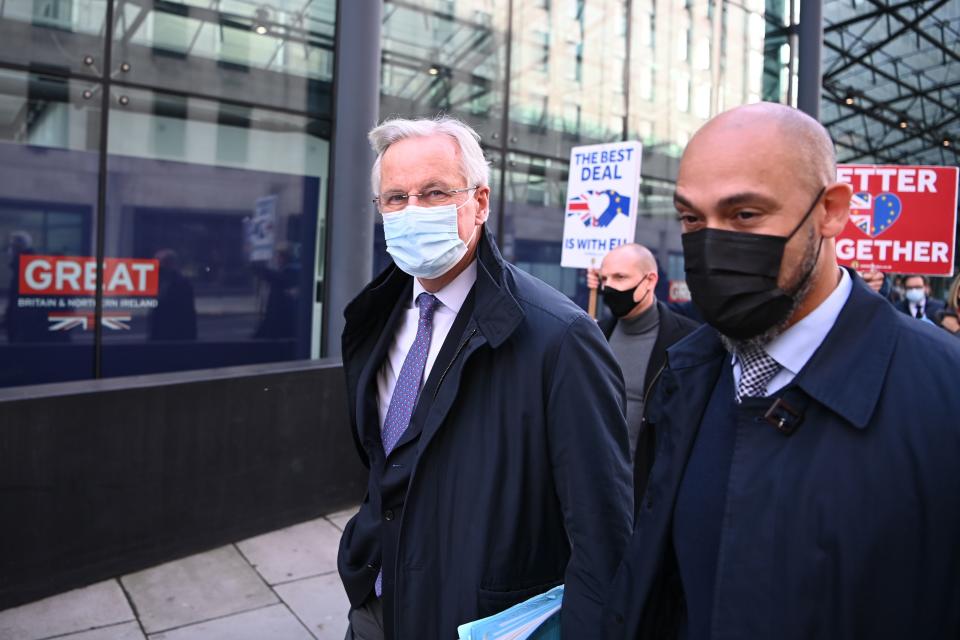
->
<box><xmin>603</xmin><ymin>243</ymin><xmax>658</xmax><ymax>273</ymax></box>
<box><xmin>674</xmin><ymin>102</ymin><xmax>855</xmax><ymax>342</ymax></box>
<box><xmin>599</xmin><ymin>243</ymin><xmax>660</xmax><ymax>318</ymax></box>
<box><xmin>686</xmin><ymin>102</ymin><xmax>836</xmax><ymax>192</ymax></box>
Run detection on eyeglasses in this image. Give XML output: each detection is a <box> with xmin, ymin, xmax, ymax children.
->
<box><xmin>374</xmin><ymin>185</ymin><xmax>478</xmax><ymax>213</ymax></box>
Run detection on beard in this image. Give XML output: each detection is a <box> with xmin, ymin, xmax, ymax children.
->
<box><xmin>721</xmin><ymin>225</ymin><xmax>821</xmax><ymax>354</ymax></box>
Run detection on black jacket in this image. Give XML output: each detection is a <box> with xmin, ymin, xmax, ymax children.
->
<box><xmin>895</xmin><ymin>296</ymin><xmax>945</xmax><ymax>324</ymax></box>
<box><xmin>600</xmin><ymin>302</ymin><xmax>699</xmax><ymax>511</ymax></box>
<box><xmin>339</xmin><ymin>227</ymin><xmax>633</xmax><ymax>639</ymax></box>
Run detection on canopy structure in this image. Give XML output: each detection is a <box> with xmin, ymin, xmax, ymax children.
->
<box><xmin>821</xmin><ymin>0</ymin><xmax>959</xmax><ymax>166</ymax></box>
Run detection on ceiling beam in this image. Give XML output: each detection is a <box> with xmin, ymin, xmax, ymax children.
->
<box><xmin>824</xmin><ymin>0</ymin><xmax>950</xmax><ymax>80</ymax></box>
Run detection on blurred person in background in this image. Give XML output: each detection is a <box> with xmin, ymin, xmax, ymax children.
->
<box><xmin>895</xmin><ymin>274</ymin><xmax>944</xmax><ymax>324</ymax></box>
<box><xmin>937</xmin><ymin>273</ymin><xmax>960</xmax><ymax>336</ymax></box>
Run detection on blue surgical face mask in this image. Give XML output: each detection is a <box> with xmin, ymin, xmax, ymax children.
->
<box><xmin>382</xmin><ymin>203</ymin><xmax>475</xmax><ymax>279</ymax></box>
<box><xmin>905</xmin><ymin>287</ymin><xmax>925</xmax><ymax>304</ymax></box>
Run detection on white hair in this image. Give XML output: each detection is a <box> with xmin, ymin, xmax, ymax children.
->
<box><xmin>368</xmin><ymin>116</ymin><xmax>490</xmax><ymax>194</ymax></box>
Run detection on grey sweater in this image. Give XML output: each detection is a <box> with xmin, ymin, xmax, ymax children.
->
<box><xmin>608</xmin><ymin>302</ymin><xmax>660</xmax><ymax>458</ymax></box>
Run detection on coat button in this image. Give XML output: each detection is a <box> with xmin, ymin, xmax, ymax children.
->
<box><xmin>614</xmin><ymin>612</ymin><xmax>624</xmax><ymax>624</ymax></box>
<box><xmin>384</xmin><ymin>509</ymin><xmax>394</xmax><ymax>521</ymax></box>
<box><xmin>645</xmin><ymin>498</ymin><xmax>653</xmax><ymax>510</ymax></box>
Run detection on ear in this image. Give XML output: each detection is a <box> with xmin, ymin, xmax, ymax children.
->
<box><xmin>475</xmin><ymin>185</ymin><xmax>491</xmax><ymax>224</ymax></box>
<box><xmin>819</xmin><ymin>182</ymin><xmax>853</xmax><ymax>239</ymax></box>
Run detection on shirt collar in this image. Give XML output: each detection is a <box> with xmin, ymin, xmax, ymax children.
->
<box><xmin>763</xmin><ymin>267</ymin><xmax>852</xmax><ymax>376</ymax></box>
<box><xmin>411</xmin><ymin>258</ymin><xmax>477</xmax><ymax>313</ymax></box>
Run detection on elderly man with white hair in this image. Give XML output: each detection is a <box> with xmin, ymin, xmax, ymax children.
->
<box><xmin>337</xmin><ymin>116</ymin><xmax>632</xmax><ymax>639</ymax></box>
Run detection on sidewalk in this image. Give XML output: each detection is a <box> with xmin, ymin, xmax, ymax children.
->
<box><xmin>0</xmin><ymin>507</ymin><xmax>359</xmax><ymax>640</ymax></box>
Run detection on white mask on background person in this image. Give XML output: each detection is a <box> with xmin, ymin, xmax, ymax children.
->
<box><xmin>905</xmin><ymin>287</ymin><xmax>925</xmax><ymax>304</ymax></box>
<box><xmin>382</xmin><ymin>203</ymin><xmax>477</xmax><ymax>279</ymax></box>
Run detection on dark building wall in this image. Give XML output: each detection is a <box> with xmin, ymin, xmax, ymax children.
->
<box><xmin>0</xmin><ymin>361</ymin><xmax>364</xmax><ymax>610</ymax></box>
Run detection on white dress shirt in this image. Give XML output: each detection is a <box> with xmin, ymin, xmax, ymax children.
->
<box><xmin>376</xmin><ymin>260</ymin><xmax>478</xmax><ymax>429</ymax></box>
<box><xmin>908</xmin><ymin>300</ymin><xmax>926</xmax><ymax>318</ymax></box>
<box><xmin>733</xmin><ymin>268</ymin><xmax>852</xmax><ymax>395</ymax></box>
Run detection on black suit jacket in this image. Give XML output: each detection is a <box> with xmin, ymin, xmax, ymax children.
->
<box><xmin>895</xmin><ymin>297</ymin><xmax>945</xmax><ymax>324</ymax></box>
<box><xmin>600</xmin><ymin>300</ymin><xmax>700</xmax><ymax>512</ymax></box>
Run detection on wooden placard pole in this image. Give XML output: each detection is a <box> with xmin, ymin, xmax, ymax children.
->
<box><xmin>587</xmin><ymin>258</ymin><xmax>598</xmax><ymax>319</ymax></box>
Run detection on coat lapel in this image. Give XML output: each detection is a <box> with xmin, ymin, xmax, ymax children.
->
<box><xmin>792</xmin><ymin>269</ymin><xmax>899</xmax><ymax>430</ymax></box>
<box><xmin>351</xmin><ymin>277</ymin><xmax>412</xmax><ymax>453</ymax></box>
<box><xmin>409</xmin><ymin>227</ymin><xmax>523</xmax><ymax>463</ymax></box>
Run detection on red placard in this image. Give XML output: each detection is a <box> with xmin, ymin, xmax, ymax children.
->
<box><xmin>19</xmin><ymin>255</ymin><xmax>160</xmax><ymax>297</ymax></box>
<box><xmin>835</xmin><ymin>164</ymin><xmax>958</xmax><ymax>276</ymax></box>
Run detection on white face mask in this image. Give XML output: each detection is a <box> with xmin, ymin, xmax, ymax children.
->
<box><xmin>382</xmin><ymin>203</ymin><xmax>476</xmax><ymax>279</ymax></box>
<box><xmin>905</xmin><ymin>287</ymin><xmax>925</xmax><ymax>304</ymax></box>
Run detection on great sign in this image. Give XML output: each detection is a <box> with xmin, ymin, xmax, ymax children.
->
<box><xmin>19</xmin><ymin>256</ymin><xmax>160</xmax><ymax>297</ymax></box>
<box><xmin>835</xmin><ymin>164</ymin><xmax>958</xmax><ymax>276</ymax></box>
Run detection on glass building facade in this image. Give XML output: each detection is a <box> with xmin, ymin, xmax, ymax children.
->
<box><xmin>377</xmin><ymin>0</ymin><xmax>798</xmax><ymax>308</ymax></box>
<box><xmin>0</xmin><ymin>0</ymin><xmax>335</xmax><ymax>386</ymax></box>
<box><xmin>1</xmin><ymin>0</ymin><xmax>797</xmax><ymax>387</ymax></box>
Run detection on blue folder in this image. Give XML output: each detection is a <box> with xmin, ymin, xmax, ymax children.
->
<box><xmin>457</xmin><ymin>585</ymin><xmax>563</xmax><ymax>640</ymax></box>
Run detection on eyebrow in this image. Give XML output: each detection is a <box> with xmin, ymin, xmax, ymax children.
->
<box><xmin>381</xmin><ymin>180</ymin><xmax>450</xmax><ymax>194</ymax></box>
<box><xmin>716</xmin><ymin>191</ymin><xmax>780</xmax><ymax>210</ymax></box>
<box><xmin>673</xmin><ymin>191</ymin><xmax>779</xmax><ymax>212</ymax></box>
<box><xmin>673</xmin><ymin>192</ymin><xmax>700</xmax><ymax>213</ymax></box>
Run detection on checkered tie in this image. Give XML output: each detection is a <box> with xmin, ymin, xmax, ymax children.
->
<box><xmin>375</xmin><ymin>292</ymin><xmax>439</xmax><ymax>596</ymax></box>
<box><xmin>736</xmin><ymin>344</ymin><xmax>782</xmax><ymax>403</ymax></box>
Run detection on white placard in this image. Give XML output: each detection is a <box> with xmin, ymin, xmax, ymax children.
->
<box><xmin>561</xmin><ymin>141</ymin><xmax>642</xmax><ymax>269</ymax></box>
<box><xmin>247</xmin><ymin>195</ymin><xmax>278</xmax><ymax>262</ymax></box>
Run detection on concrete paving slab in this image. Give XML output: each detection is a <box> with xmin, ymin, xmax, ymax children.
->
<box><xmin>324</xmin><ymin>507</ymin><xmax>358</xmax><ymax>533</ymax></box>
<box><xmin>121</xmin><ymin>546</ymin><xmax>277</xmax><ymax>634</ymax></box>
<box><xmin>59</xmin><ymin>621</ymin><xmax>146</xmax><ymax>640</ymax></box>
<box><xmin>0</xmin><ymin>580</ymin><xmax>134</xmax><ymax>640</ymax></box>
<box><xmin>147</xmin><ymin>604</ymin><xmax>312</xmax><ymax>640</ymax></box>
<box><xmin>275</xmin><ymin>573</ymin><xmax>349</xmax><ymax>640</ymax></box>
<box><xmin>236</xmin><ymin>517</ymin><xmax>341</xmax><ymax>585</ymax></box>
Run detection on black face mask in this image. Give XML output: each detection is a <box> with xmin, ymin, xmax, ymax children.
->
<box><xmin>681</xmin><ymin>187</ymin><xmax>825</xmax><ymax>340</ymax></box>
<box><xmin>602</xmin><ymin>275</ymin><xmax>651</xmax><ymax>318</ymax></box>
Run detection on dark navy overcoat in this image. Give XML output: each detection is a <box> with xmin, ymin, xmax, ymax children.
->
<box><xmin>604</xmin><ymin>271</ymin><xmax>960</xmax><ymax>639</ymax></box>
<box><xmin>339</xmin><ymin>228</ymin><xmax>633</xmax><ymax>639</ymax></box>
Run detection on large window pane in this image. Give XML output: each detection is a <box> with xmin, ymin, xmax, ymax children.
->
<box><xmin>628</xmin><ymin>0</ymin><xmax>793</xmax><ymax>181</ymax></box>
<box><xmin>111</xmin><ymin>0</ymin><xmax>336</xmax><ymax>115</ymax></box>
<box><xmin>100</xmin><ymin>86</ymin><xmax>329</xmax><ymax>377</ymax></box>
<box><xmin>0</xmin><ymin>0</ymin><xmax>108</xmax><ymax>76</ymax></box>
<box><xmin>0</xmin><ymin>69</ymin><xmax>101</xmax><ymax>387</ymax></box>
<box><xmin>502</xmin><ymin>152</ymin><xmax>588</xmax><ymax>302</ymax></box>
<box><xmin>380</xmin><ymin>0</ymin><xmax>508</xmax><ymax>141</ymax></box>
<box><xmin>507</xmin><ymin>0</ymin><xmax>627</xmax><ymax>158</ymax></box>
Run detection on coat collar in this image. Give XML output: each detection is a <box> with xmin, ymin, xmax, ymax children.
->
<box><xmin>665</xmin><ymin>268</ymin><xmax>899</xmax><ymax>430</ymax></box>
<box><xmin>343</xmin><ymin>225</ymin><xmax>524</xmax><ymax>351</ymax></box>
<box><xmin>791</xmin><ymin>268</ymin><xmax>899</xmax><ymax>430</ymax></box>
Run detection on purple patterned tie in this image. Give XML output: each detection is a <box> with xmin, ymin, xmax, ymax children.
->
<box><xmin>376</xmin><ymin>292</ymin><xmax>439</xmax><ymax>596</ymax></box>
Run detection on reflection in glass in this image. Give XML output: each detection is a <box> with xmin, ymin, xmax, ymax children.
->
<box><xmin>0</xmin><ymin>69</ymin><xmax>100</xmax><ymax>387</ymax></box>
<box><xmin>507</xmin><ymin>0</ymin><xmax>627</xmax><ymax>159</ymax></box>
<box><xmin>111</xmin><ymin>0</ymin><xmax>336</xmax><ymax>114</ymax></box>
<box><xmin>100</xmin><ymin>86</ymin><xmax>329</xmax><ymax>377</ymax></box>
<box><xmin>0</xmin><ymin>0</ymin><xmax>108</xmax><ymax>75</ymax></box>
<box><xmin>502</xmin><ymin>152</ymin><xmax>586</xmax><ymax>301</ymax></box>
<box><xmin>380</xmin><ymin>0</ymin><xmax>508</xmax><ymax>140</ymax></box>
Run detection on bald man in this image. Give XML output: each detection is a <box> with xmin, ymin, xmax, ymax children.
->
<box><xmin>588</xmin><ymin>244</ymin><xmax>698</xmax><ymax>506</ymax></box>
<box><xmin>603</xmin><ymin>103</ymin><xmax>960</xmax><ymax>639</ymax></box>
